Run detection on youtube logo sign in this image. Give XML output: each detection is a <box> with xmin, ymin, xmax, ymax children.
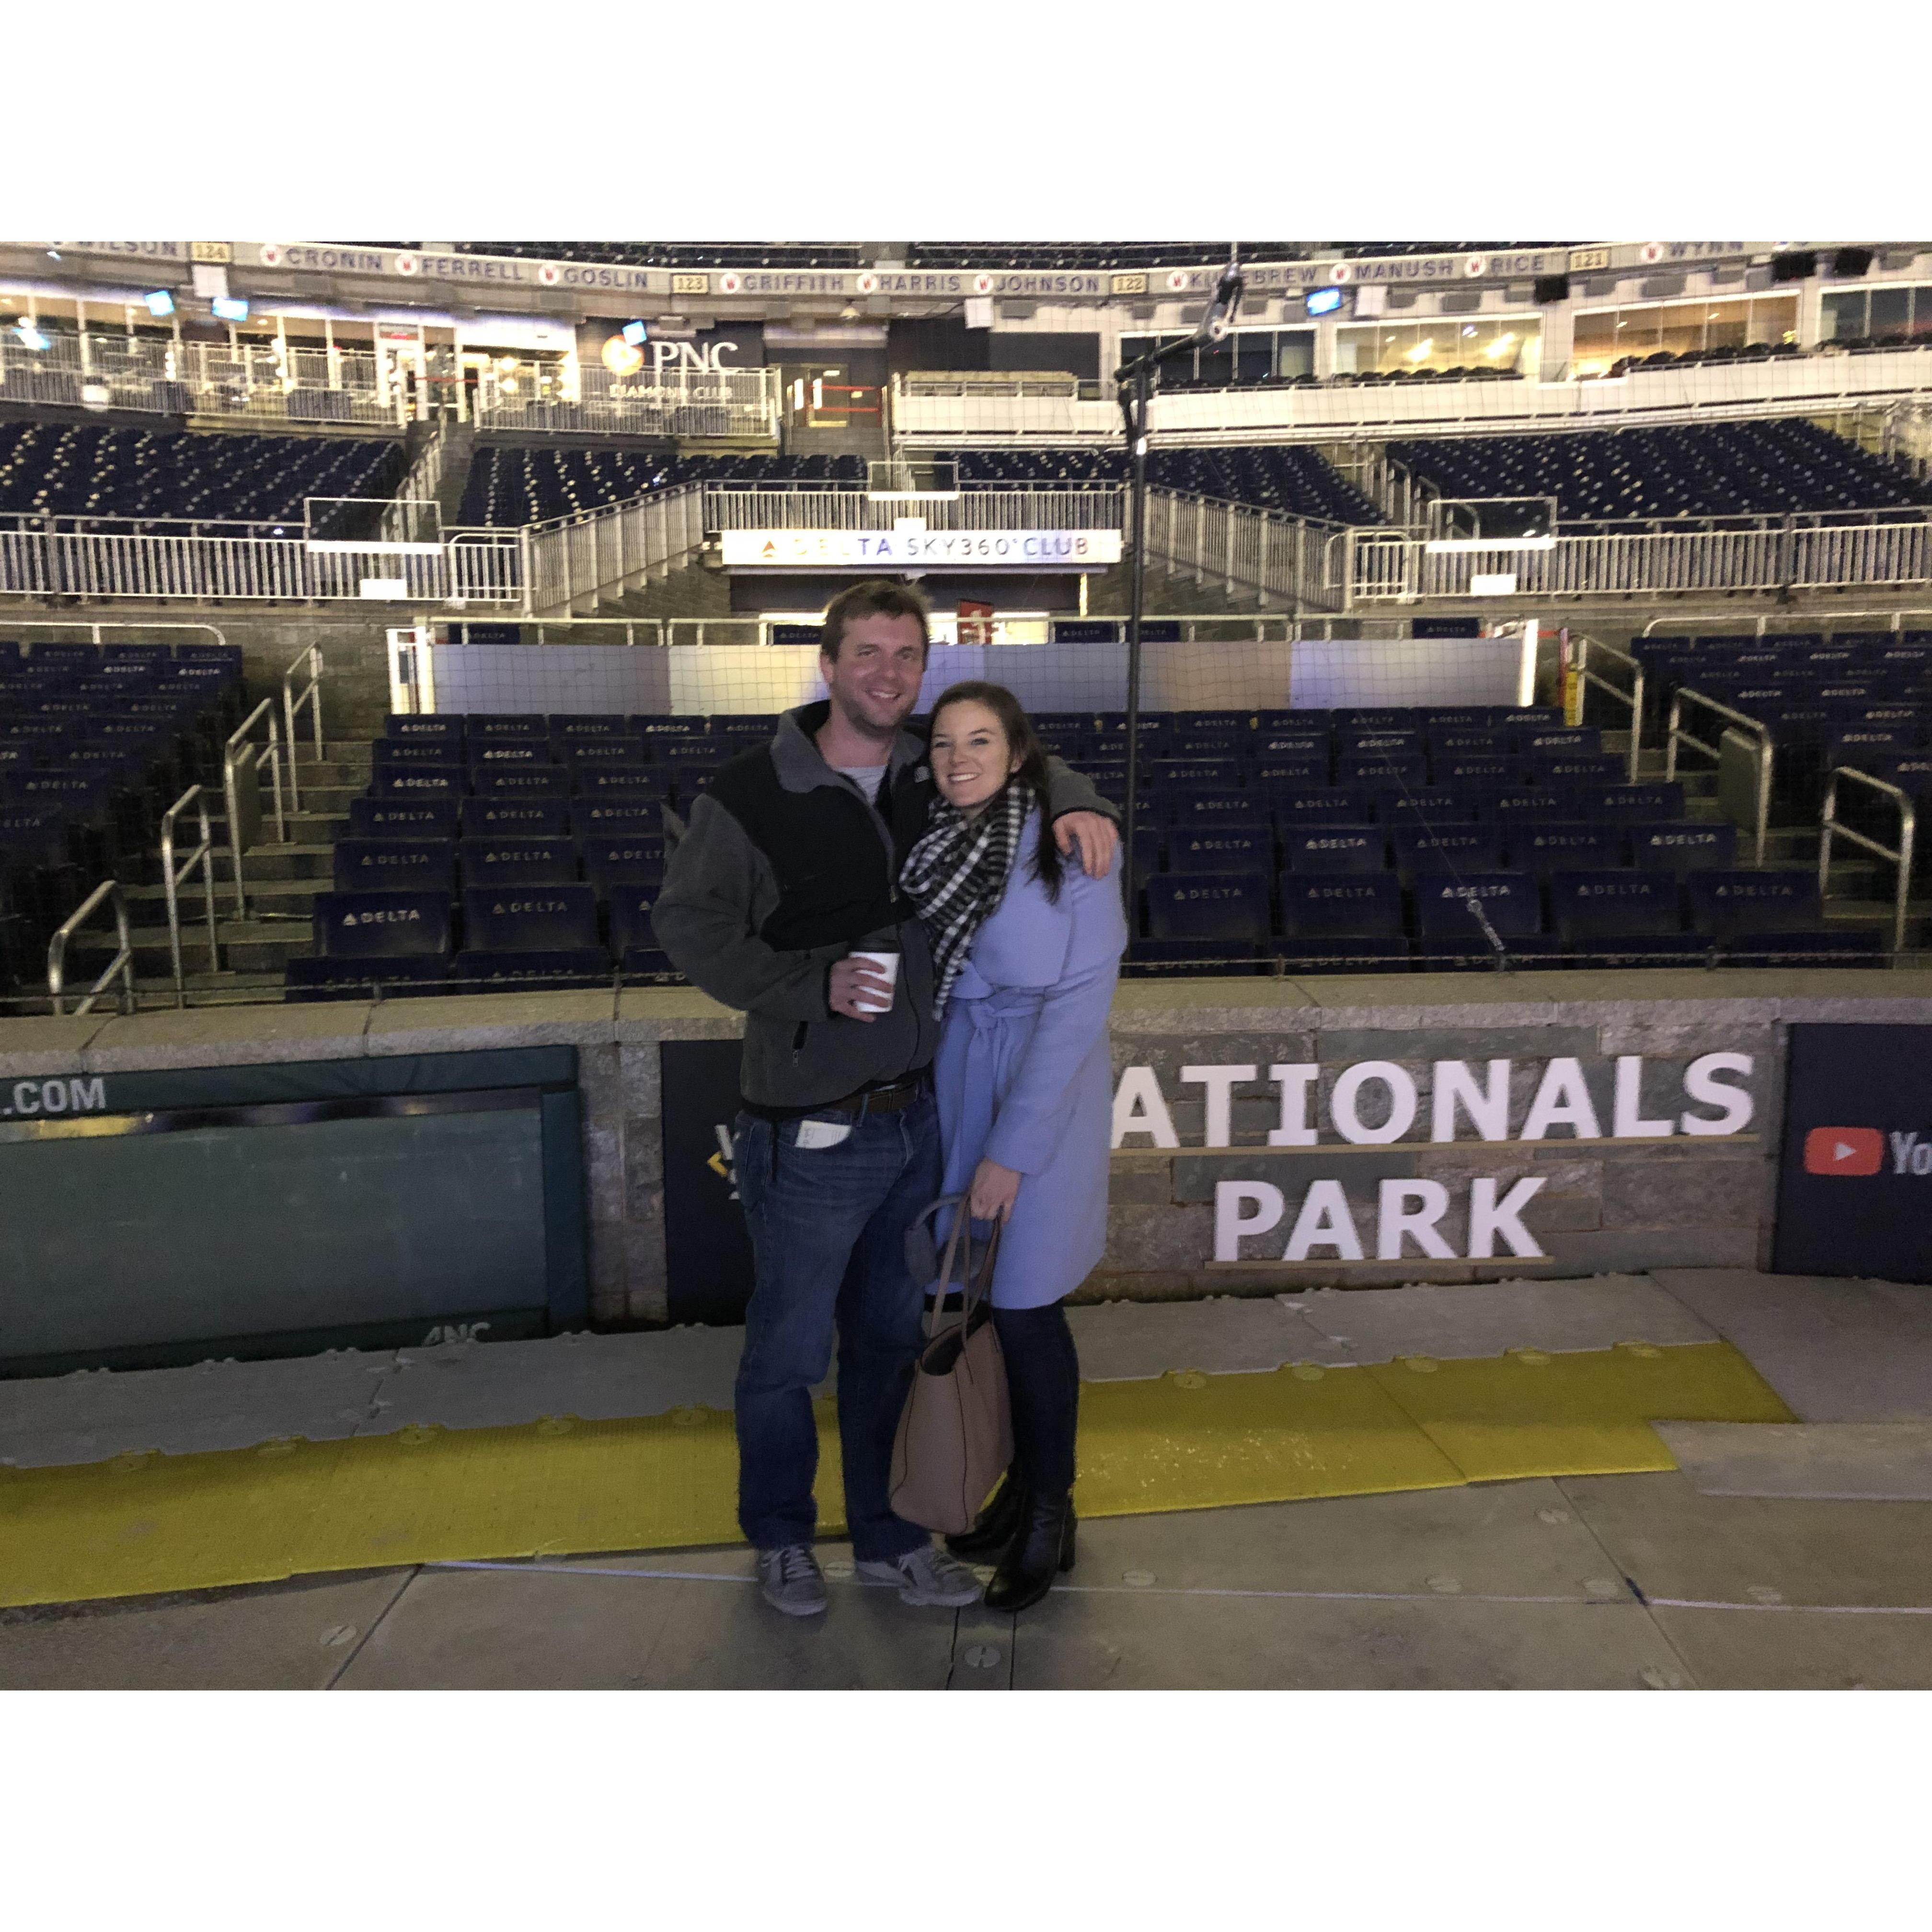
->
<box><xmin>1803</xmin><ymin>1127</ymin><xmax>1884</xmax><ymax>1176</ymax></box>
<box><xmin>1778</xmin><ymin>1025</ymin><xmax>1932</xmax><ymax>1280</ymax></box>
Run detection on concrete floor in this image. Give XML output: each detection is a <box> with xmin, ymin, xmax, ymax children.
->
<box><xmin>6</xmin><ymin>1266</ymin><xmax>1930</xmax><ymax>1690</ymax></box>
<box><xmin>7</xmin><ymin>1472</ymin><xmax>1931</xmax><ymax>1690</ymax></box>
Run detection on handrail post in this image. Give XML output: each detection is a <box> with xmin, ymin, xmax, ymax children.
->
<box><xmin>48</xmin><ymin>879</ymin><xmax>135</xmax><ymax>1017</ymax></box>
<box><xmin>1821</xmin><ymin>766</ymin><xmax>1917</xmax><ymax>956</ymax></box>
<box><xmin>161</xmin><ymin>783</ymin><xmax>219</xmax><ymax>1002</ymax></box>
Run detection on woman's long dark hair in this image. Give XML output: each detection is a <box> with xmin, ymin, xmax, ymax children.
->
<box><xmin>927</xmin><ymin>680</ymin><xmax>1065</xmax><ymax>902</ymax></box>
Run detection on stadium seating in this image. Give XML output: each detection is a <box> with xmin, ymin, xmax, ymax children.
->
<box><xmin>287</xmin><ymin>689</ymin><xmax>1898</xmax><ymax>1000</ymax></box>
<box><xmin>0</xmin><ymin>639</ymin><xmax>246</xmax><ymax>993</ymax></box>
<box><xmin>457</xmin><ymin>448</ymin><xmax>868</xmax><ymax>527</ymax></box>
<box><xmin>0</xmin><ymin>423</ymin><xmax>406</xmax><ymax>530</ymax></box>
<box><xmin>1388</xmin><ymin>421</ymin><xmax>1932</xmax><ymax>522</ymax></box>
<box><xmin>952</xmin><ymin>447</ymin><xmax>1383</xmax><ymax>525</ymax></box>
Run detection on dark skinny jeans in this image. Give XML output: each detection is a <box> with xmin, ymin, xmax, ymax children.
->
<box><xmin>990</xmin><ymin>1301</ymin><xmax>1080</xmax><ymax>1502</ymax></box>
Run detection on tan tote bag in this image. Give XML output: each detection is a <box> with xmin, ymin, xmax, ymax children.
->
<box><xmin>889</xmin><ymin>1198</ymin><xmax>1014</xmax><ymax>1536</ymax></box>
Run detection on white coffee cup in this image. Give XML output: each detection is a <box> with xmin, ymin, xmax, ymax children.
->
<box><xmin>849</xmin><ymin>948</ymin><xmax>901</xmax><ymax>1014</ymax></box>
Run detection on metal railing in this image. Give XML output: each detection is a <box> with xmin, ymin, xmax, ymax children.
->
<box><xmin>282</xmin><ymin>643</ymin><xmax>325</xmax><ymax>813</ymax></box>
<box><xmin>1345</xmin><ymin>514</ymin><xmax>1932</xmax><ymax>607</ymax></box>
<box><xmin>1819</xmin><ymin>766</ymin><xmax>1918</xmax><ymax>955</ymax></box>
<box><xmin>1576</xmin><ymin>635</ymin><xmax>1646</xmax><ymax>781</ymax></box>
<box><xmin>522</xmin><ymin>483</ymin><xmax>706</xmax><ymax>617</ymax></box>
<box><xmin>47</xmin><ymin>880</ymin><xmax>135</xmax><ymax>1017</ymax></box>
<box><xmin>161</xmin><ymin>785</ymin><xmax>220</xmax><ymax>1000</ymax></box>
<box><xmin>222</xmin><ymin>698</ymin><xmax>286</xmax><ymax>918</ymax></box>
<box><xmin>1665</xmin><ymin>688</ymin><xmax>1773</xmax><ymax>864</ymax></box>
<box><xmin>0</xmin><ymin>525</ymin><xmax>521</xmax><ymax>606</ymax></box>
<box><xmin>0</xmin><ymin>332</ymin><xmax>399</xmax><ymax>425</ymax></box>
<box><xmin>1640</xmin><ymin>607</ymin><xmax>1932</xmax><ymax>639</ymax></box>
<box><xmin>1143</xmin><ymin>490</ymin><xmax>1344</xmax><ymax>612</ymax></box>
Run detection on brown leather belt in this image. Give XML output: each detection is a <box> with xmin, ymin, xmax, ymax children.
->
<box><xmin>826</xmin><ymin>1068</ymin><xmax>932</xmax><ymax>1116</ymax></box>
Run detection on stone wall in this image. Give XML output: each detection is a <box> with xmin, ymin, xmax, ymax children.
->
<box><xmin>4</xmin><ymin>972</ymin><xmax>1931</xmax><ymax>1331</ymax></box>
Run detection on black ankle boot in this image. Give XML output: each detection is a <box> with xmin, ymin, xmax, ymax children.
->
<box><xmin>983</xmin><ymin>1493</ymin><xmax>1076</xmax><ymax>1613</ymax></box>
<box><xmin>945</xmin><ymin>1469</ymin><xmax>1028</xmax><ymax>1559</ymax></box>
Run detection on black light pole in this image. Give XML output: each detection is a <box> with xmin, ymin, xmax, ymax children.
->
<box><xmin>1113</xmin><ymin>251</ymin><xmax>1245</xmax><ymax>932</ymax></box>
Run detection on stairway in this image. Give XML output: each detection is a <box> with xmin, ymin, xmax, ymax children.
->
<box><xmin>1621</xmin><ymin>730</ymin><xmax>1932</xmax><ymax>951</ymax></box>
<box><xmin>65</xmin><ymin>739</ymin><xmax>368</xmax><ymax>1004</ymax></box>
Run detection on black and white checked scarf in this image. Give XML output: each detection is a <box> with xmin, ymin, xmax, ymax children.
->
<box><xmin>901</xmin><ymin>782</ymin><xmax>1029</xmax><ymax>1016</ymax></box>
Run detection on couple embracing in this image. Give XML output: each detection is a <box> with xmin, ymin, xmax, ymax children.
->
<box><xmin>653</xmin><ymin>578</ymin><xmax>1127</xmax><ymax>1618</ymax></box>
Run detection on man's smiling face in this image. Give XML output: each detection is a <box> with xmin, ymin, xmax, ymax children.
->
<box><xmin>821</xmin><ymin>611</ymin><xmax>927</xmax><ymax>739</ymax></box>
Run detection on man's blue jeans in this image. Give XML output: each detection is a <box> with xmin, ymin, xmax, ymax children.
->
<box><xmin>732</xmin><ymin>1091</ymin><xmax>940</xmax><ymax>1564</ymax></box>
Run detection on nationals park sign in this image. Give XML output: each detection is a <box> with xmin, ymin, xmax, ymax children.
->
<box><xmin>1109</xmin><ymin>1051</ymin><xmax>1759</xmax><ymax>1265</ymax></box>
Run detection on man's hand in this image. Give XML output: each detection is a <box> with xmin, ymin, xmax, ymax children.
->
<box><xmin>968</xmin><ymin>1156</ymin><xmax>1021</xmax><ymax>1223</ymax></box>
<box><xmin>1054</xmin><ymin>809</ymin><xmax>1118</xmax><ymax>880</ymax></box>
<box><xmin>828</xmin><ymin>955</ymin><xmax>894</xmax><ymax>1021</ymax></box>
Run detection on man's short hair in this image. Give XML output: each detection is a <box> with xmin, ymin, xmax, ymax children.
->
<box><xmin>820</xmin><ymin>579</ymin><xmax>931</xmax><ymax>662</ymax></box>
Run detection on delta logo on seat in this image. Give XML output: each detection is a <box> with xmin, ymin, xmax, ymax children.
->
<box><xmin>341</xmin><ymin>906</ymin><xmax>422</xmax><ymax>927</ymax></box>
<box><xmin>1802</xmin><ymin>1127</ymin><xmax>1885</xmax><ymax>1176</ymax></box>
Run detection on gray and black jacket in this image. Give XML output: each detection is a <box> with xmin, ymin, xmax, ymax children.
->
<box><xmin>650</xmin><ymin>700</ymin><xmax>1119</xmax><ymax>1112</ymax></box>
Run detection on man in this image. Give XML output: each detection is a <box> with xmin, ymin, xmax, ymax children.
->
<box><xmin>652</xmin><ymin>579</ymin><xmax>1118</xmax><ymax>1617</ymax></box>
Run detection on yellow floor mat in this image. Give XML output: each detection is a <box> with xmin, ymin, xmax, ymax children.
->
<box><xmin>1367</xmin><ymin>1341</ymin><xmax>1794</xmax><ymax>1483</ymax></box>
<box><xmin>0</xmin><ymin>1348</ymin><xmax>1794</xmax><ymax>1609</ymax></box>
<box><xmin>1075</xmin><ymin>1364</ymin><xmax>1465</xmax><ymax>1518</ymax></box>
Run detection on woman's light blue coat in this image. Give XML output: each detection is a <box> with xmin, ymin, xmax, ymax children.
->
<box><xmin>933</xmin><ymin>809</ymin><xmax>1127</xmax><ymax>1309</ymax></box>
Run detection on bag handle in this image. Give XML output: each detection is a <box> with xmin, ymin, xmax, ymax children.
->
<box><xmin>930</xmin><ymin>1195</ymin><xmax>1001</xmax><ymax>1344</ymax></box>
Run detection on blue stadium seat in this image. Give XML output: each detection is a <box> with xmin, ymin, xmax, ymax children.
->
<box><xmin>331</xmin><ymin>838</ymin><xmax>458</xmax><ymax>895</ymax></box>
<box><xmin>570</xmin><ymin>800</ymin><xmax>667</xmax><ymax>838</ymax></box>
<box><xmin>581</xmin><ymin>831</ymin><xmax>667</xmax><ymax>896</ymax></box>
<box><xmin>1275</xmin><ymin>789</ymin><xmax>1374</xmax><ymax>828</ymax></box>
<box><xmin>575</xmin><ymin>770</ymin><xmax>666</xmax><ymax>802</ymax></box>
<box><xmin>460</xmin><ymin>798</ymin><xmax>572</xmax><ymax>839</ymax></box>
<box><xmin>474</xmin><ymin>767</ymin><xmax>571</xmax><ymax>799</ymax></box>
<box><xmin>458</xmin><ymin>835</ymin><xmax>579</xmax><ymax>886</ymax></box>
<box><xmin>1506</xmin><ymin>821</ymin><xmax>1625</xmax><ymax>873</ymax></box>
<box><xmin>374</xmin><ymin>743</ymin><xmax>465</xmax><ymax>774</ymax></box>
<box><xmin>1587</xmin><ymin>783</ymin><xmax>1687</xmax><ymax>819</ymax></box>
<box><xmin>566</xmin><ymin>737</ymin><xmax>651</xmax><ymax>770</ymax></box>
<box><xmin>1277</xmin><ymin>872</ymin><xmax>1406</xmax><ymax>966</ymax></box>
<box><xmin>1550</xmin><ymin>868</ymin><xmax>1707</xmax><ymax>963</ymax></box>
<box><xmin>1376</xmin><ymin>789</ymin><xmax>1478</xmax><ymax>827</ymax></box>
<box><xmin>1167</xmin><ymin>790</ymin><xmax>1265</xmax><ymax>830</ymax></box>
<box><xmin>1167</xmin><ymin>826</ymin><xmax>1273</xmax><ymax>875</ymax></box>
<box><xmin>1249</xmin><ymin>761</ymin><xmax>1327</xmax><ymax>794</ymax></box>
<box><xmin>1392</xmin><ymin>825</ymin><xmax>1505</xmax><ymax>875</ymax></box>
<box><xmin>615</xmin><ymin>884</ymin><xmax>674</xmax><ymax>976</ymax></box>
<box><xmin>1414</xmin><ymin>872</ymin><xmax>1543</xmax><ymax>944</ymax></box>
<box><xmin>455</xmin><ymin>882</ymin><xmax>607</xmax><ymax>988</ymax></box>
<box><xmin>1282</xmin><ymin>824</ymin><xmax>1385</xmax><ymax>872</ymax></box>
<box><xmin>371</xmin><ymin>769</ymin><xmax>466</xmax><ymax>805</ymax></box>
<box><xmin>285</xmin><ymin>889</ymin><xmax>452</xmax><ymax>1001</ymax></box>
<box><xmin>468</xmin><ymin>714</ymin><xmax>549</xmax><ymax>741</ymax></box>
<box><xmin>1632</xmin><ymin>821</ymin><xmax>1737</xmax><ymax>872</ymax></box>
<box><xmin>349</xmin><ymin>797</ymin><xmax>461</xmax><ymax>840</ymax></box>
<box><xmin>1138</xmin><ymin>872</ymin><xmax>1269</xmax><ymax>974</ymax></box>
<box><xmin>468</xmin><ymin>741</ymin><xmax>553</xmax><ymax>770</ymax></box>
<box><xmin>384</xmin><ymin>714</ymin><xmax>463</xmax><ymax>748</ymax></box>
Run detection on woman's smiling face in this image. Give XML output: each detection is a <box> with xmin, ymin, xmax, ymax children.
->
<box><xmin>930</xmin><ymin>698</ymin><xmax>1020</xmax><ymax>813</ymax></box>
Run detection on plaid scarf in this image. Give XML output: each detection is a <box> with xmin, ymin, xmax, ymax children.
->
<box><xmin>901</xmin><ymin>782</ymin><xmax>1029</xmax><ymax>1017</ymax></box>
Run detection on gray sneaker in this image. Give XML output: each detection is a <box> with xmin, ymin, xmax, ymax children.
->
<box><xmin>757</xmin><ymin>1544</ymin><xmax>828</xmax><ymax>1617</ymax></box>
<box><xmin>856</xmin><ymin>1543</ymin><xmax>984</xmax><ymax>1608</ymax></box>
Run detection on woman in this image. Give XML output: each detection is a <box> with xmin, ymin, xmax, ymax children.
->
<box><xmin>900</xmin><ymin>681</ymin><xmax>1127</xmax><ymax>1612</ymax></box>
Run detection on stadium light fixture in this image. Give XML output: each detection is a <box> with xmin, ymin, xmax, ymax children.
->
<box><xmin>145</xmin><ymin>290</ymin><xmax>175</xmax><ymax>318</ymax></box>
<box><xmin>211</xmin><ymin>297</ymin><xmax>250</xmax><ymax>322</ymax></box>
<box><xmin>621</xmin><ymin>320</ymin><xmax>648</xmax><ymax>346</ymax></box>
<box><xmin>1305</xmin><ymin>287</ymin><xmax>1343</xmax><ymax>316</ymax></box>
<box><xmin>14</xmin><ymin>321</ymin><xmax>48</xmax><ymax>351</ymax></box>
